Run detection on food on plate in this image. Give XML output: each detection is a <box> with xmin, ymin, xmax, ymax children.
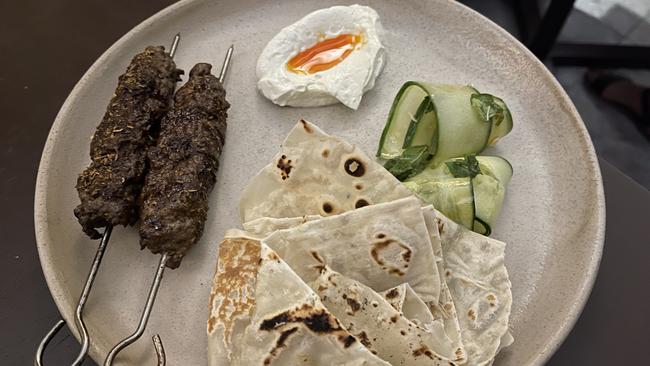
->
<box><xmin>314</xmin><ymin>267</ymin><xmax>459</xmax><ymax>365</ymax></box>
<box><xmin>377</xmin><ymin>82</ymin><xmax>514</xmax><ymax>235</ymax></box>
<box><xmin>74</xmin><ymin>46</ymin><xmax>183</xmax><ymax>238</ymax></box>
<box><xmin>260</xmin><ymin>197</ymin><xmax>441</xmax><ymax>302</ymax></box>
<box><xmin>379</xmin><ymin>283</ymin><xmax>435</xmax><ymax>328</ymax></box>
<box><xmin>211</xmin><ymin>121</ymin><xmax>513</xmax><ymax>365</ymax></box>
<box><xmin>433</xmin><ymin>210</ymin><xmax>512</xmax><ymax>365</ymax></box>
<box><xmin>405</xmin><ymin>155</ymin><xmax>513</xmax><ymax>235</ymax></box>
<box><xmin>64</xmin><ymin>45</ymin><xmax>233</xmax><ymax>363</ymax></box>
<box><xmin>139</xmin><ymin>63</ymin><xmax>230</xmax><ymax>268</ymax></box>
<box><xmin>242</xmin><ymin>215</ymin><xmax>322</xmax><ymax>237</ymax></box>
<box><xmin>241</xmin><ymin>203</ymin><xmax>467</xmax><ymax>363</ymax></box>
<box><xmin>256</xmin><ymin>5</ymin><xmax>385</xmax><ymax>109</ymax></box>
<box><xmin>207</xmin><ymin>236</ymin><xmax>391</xmax><ymax>366</ymax></box>
<box><xmin>239</xmin><ymin>120</ymin><xmax>412</xmax><ymax>222</ymax></box>
<box><xmin>377</xmin><ymin>82</ymin><xmax>513</xmax><ymax>175</ymax></box>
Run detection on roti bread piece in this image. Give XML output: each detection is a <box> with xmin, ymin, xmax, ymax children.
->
<box><xmin>422</xmin><ymin>206</ymin><xmax>467</xmax><ymax>362</ymax></box>
<box><xmin>313</xmin><ymin>267</ymin><xmax>462</xmax><ymax>365</ymax></box>
<box><xmin>435</xmin><ymin>210</ymin><xmax>513</xmax><ymax>366</ymax></box>
<box><xmin>239</xmin><ymin>120</ymin><xmax>412</xmax><ymax>222</ymax></box>
<box><xmin>243</xmin><ymin>215</ymin><xmax>320</xmax><ymax>237</ymax></box>
<box><xmin>261</xmin><ymin>197</ymin><xmax>441</xmax><ymax>303</ymax></box>
<box><xmin>207</xmin><ymin>236</ymin><xmax>390</xmax><ymax>366</ymax></box>
<box><xmin>380</xmin><ymin>283</ymin><xmax>434</xmax><ymax>328</ymax></box>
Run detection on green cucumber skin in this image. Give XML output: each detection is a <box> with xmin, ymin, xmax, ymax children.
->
<box><xmin>472</xmin><ymin>173</ymin><xmax>505</xmax><ymax>235</ymax></box>
<box><xmin>378</xmin><ymin>82</ymin><xmax>514</xmax><ymax>164</ymax></box>
<box><xmin>376</xmin><ymin>82</ymin><xmax>411</xmax><ymax>158</ymax></box>
<box><xmin>402</xmin><ymin>95</ymin><xmax>426</xmax><ymax>148</ymax></box>
<box><xmin>473</xmin><ymin>156</ymin><xmax>511</xmax><ymax>235</ymax></box>
<box><xmin>378</xmin><ymin>82</ymin><xmax>515</xmax><ymax>236</ymax></box>
<box><xmin>485</xmin><ymin>94</ymin><xmax>514</xmax><ymax>146</ymax></box>
<box><xmin>426</xmin><ymin>84</ymin><xmax>492</xmax><ymax>166</ymax></box>
<box><xmin>473</xmin><ymin>217</ymin><xmax>492</xmax><ymax>236</ymax></box>
<box><xmin>476</xmin><ymin>156</ymin><xmax>513</xmax><ymax>186</ymax></box>
<box><xmin>405</xmin><ymin>155</ymin><xmax>512</xmax><ymax>236</ymax></box>
<box><xmin>377</xmin><ymin>81</ymin><xmax>438</xmax><ymax>159</ymax></box>
<box><xmin>403</xmin><ymin>95</ymin><xmax>437</xmax><ymax>150</ymax></box>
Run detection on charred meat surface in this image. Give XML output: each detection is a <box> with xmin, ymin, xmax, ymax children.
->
<box><xmin>139</xmin><ymin>63</ymin><xmax>229</xmax><ymax>268</ymax></box>
<box><xmin>74</xmin><ymin>46</ymin><xmax>183</xmax><ymax>238</ymax></box>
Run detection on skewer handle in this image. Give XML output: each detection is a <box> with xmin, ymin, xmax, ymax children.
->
<box><xmin>34</xmin><ymin>225</ymin><xmax>113</xmax><ymax>366</ymax></box>
<box><xmin>103</xmin><ymin>254</ymin><xmax>169</xmax><ymax>366</ymax></box>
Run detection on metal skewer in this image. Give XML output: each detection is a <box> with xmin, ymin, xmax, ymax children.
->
<box><xmin>152</xmin><ymin>334</ymin><xmax>166</xmax><ymax>366</ymax></box>
<box><xmin>103</xmin><ymin>254</ymin><xmax>169</xmax><ymax>365</ymax></box>
<box><xmin>103</xmin><ymin>44</ymin><xmax>234</xmax><ymax>366</ymax></box>
<box><xmin>34</xmin><ymin>33</ymin><xmax>181</xmax><ymax>366</ymax></box>
<box><xmin>35</xmin><ymin>226</ymin><xmax>113</xmax><ymax>366</ymax></box>
<box><xmin>169</xmin><ymin>33</ymin><xmax>180</xmax><ymax>59</ymax></box>
<box><xmin>219</xmin><ymin>45</ymin><xmax>234</xmax><ymax>83</ymax></box>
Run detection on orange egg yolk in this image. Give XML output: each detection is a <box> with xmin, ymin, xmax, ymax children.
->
<box><xmin>287</xmin><ymin>34</ymin><xmax>363</xmax><ymax>75</ymax></box>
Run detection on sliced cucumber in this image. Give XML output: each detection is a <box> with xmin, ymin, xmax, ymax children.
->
<box><xmin>378</xmin><ymin>82</ymin><xmax>512</xmax><ymax>167</ymax></box>
<box><xmin>404</xmin><ymin>177</ymin><xmax>475</xmax><ymax>229</ymax></box>
<box><xmin>476</xmin><ymin>156</ymin><xmax>513</xmax><ymax>186</ymax></box>
<box><xmin>377</xmin><ymin>82</ymin><xmax>436</xmax><ymax>159</ymax></box>
<box><xmin>404</xmin><ymin>94</ymin><xmax>437</xmax><ymax>151</ymax></box>
<box><xmin>473</xmin><ymin>217</ymin><xmax>492</xmax><ymax>236</ymax></box>
<box><xmin>471</xmin><ymin>156</ymin><xmax>512</xmax><ymax>235</ymax></box>
<box><xmin>472</xmin><ymin>173</ymin><xmax>505</xmax><ymax>235</ymax></box>
<box><xmin>405</xmin><ymin>161</ymin><xmax>474</xmax><ymax>229</ymax></box>
<box><xmin>426</xmin><ymin>84</ymin><xmax>492</xmax><ymax>166</ymax></box>
<box><xmin>404</xmin><ymin>155</ymin><xmax>513</xmax><ymax>236</ymax></box>
<box><xmin>487</xmin><ymin>95</ymin><xmax>513</xmax><ymax>146</ymax></box>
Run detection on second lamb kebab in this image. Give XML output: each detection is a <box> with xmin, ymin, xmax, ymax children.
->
<box><xmin>139</xmin><ymin>61</ymin><xmax>230</xmax><ymax>269</ymax></box>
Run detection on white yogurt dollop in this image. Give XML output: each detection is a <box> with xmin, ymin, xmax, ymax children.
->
<box><xmin>256</xmin><ymin>5</ymin><xmax>386</xmax><ymax>110</ymax></box>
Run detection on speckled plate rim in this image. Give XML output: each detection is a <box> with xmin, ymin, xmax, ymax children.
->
<box><xmin>34</xmin><ymin>0</ymin><xmax>605</xmax><ymax>365</ymax></box>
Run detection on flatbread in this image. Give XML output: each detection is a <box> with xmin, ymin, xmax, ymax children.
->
<box><xmin>207</xmin><ymin>237</ymin><xmax>390</xmax><ymax>365</ymax></box>
<box><xmin>313</xmin><ymin>267</ymin><xmax>460</xmax><ymax>365</ymax></box>
<box><xmin>261</xmin><ymin>197</ymin><xmax>441</xmax><ymax>303</ymax></box>
<box><xmin>243</xmin><ymin>215</ymin><xmax>320</xmax><ymax>237</ymax></box>
<box><xmin>435</xmin><ymin>210</ymin><xmax>513</xmax><ymax>366</ymax></box>
<box><xmin>238</xmin><ymin>205</ymin><xmax>512</xmax><ymax>365</ymax></box>
<box><xmin>230</xmin><ymin>119</ymin><xmax>513</xmax><ymax>365</ymax></box>
<box><xmin>239</xmin><ymin>120</ymin><xmax>412</xmax><ymax>222</ymax></box>
<box><xmin>380</xmin><ymin>284</ymin><xmax>434</xmax><ymax>328</ymax></box>
<box><xmin>422</xmin><ymin>206</ymin><xmax>467</xmax><ymax>363</ymax></box>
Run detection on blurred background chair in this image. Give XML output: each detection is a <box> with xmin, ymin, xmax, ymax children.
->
<box><xmin>516</xmin><ymin>0</ymin><xmax>650</xmax><ymax>68</ymax></box>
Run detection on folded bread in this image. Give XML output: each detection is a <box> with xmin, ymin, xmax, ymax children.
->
<box><xmin>239</xmin><ymin>120</ymin><xmax>412</xmax><ymax>222</ymax></box>
<box><xmin>434</xmin><ymin>210</ymin><xmax>513</xmax><ymax>366</ymax></box>
<box><xmin>260</xmin><ymin>197</ymin><xmax>441</xmax><ymax>303</ymax></box>
<box><xmin>207</xmin><ymin>236</ymin><xmax>390</xmax><ymax>366</ymax></box>
<box><xmin>314</xmin><ymin>267</ymin><xmax>463</xmax><ymax>365</ymax></box>
<box><xmin>221</xmin><ymin>120</ymin><xmax>513</xmax><ymax>365</ymax></box>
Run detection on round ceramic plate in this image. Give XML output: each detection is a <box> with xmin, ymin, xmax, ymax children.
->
<box><xmin>35</xmin><ymin>0</ymin><xmax>605</xmax><ymax>365</ymax></box>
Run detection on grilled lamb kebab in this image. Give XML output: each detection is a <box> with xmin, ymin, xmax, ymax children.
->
<box><xmin>139</xmin><ymin>63</ymin><xmax>230</xmax><ymax>268</ymax></box>
<box><xmin>74</xmin><ymin>46</ymin><xmax>183</xmax><ymax>239</ymax></box>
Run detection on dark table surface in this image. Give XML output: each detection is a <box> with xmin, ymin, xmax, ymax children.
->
<box><xmin>1</xmin><ymin>1</ymin><xmax>649</xmax><ymax>365</ymax></box>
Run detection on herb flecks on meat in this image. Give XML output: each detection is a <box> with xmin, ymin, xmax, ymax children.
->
<box><xmin>139</xmin><ymin>63</ymin><xmax>229</xmax><ymax>268</ymax></box>
<box><xmin>74</xmin><ymin>46</ymin><xmax>183</xmax><ymax>238</ymax></box>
